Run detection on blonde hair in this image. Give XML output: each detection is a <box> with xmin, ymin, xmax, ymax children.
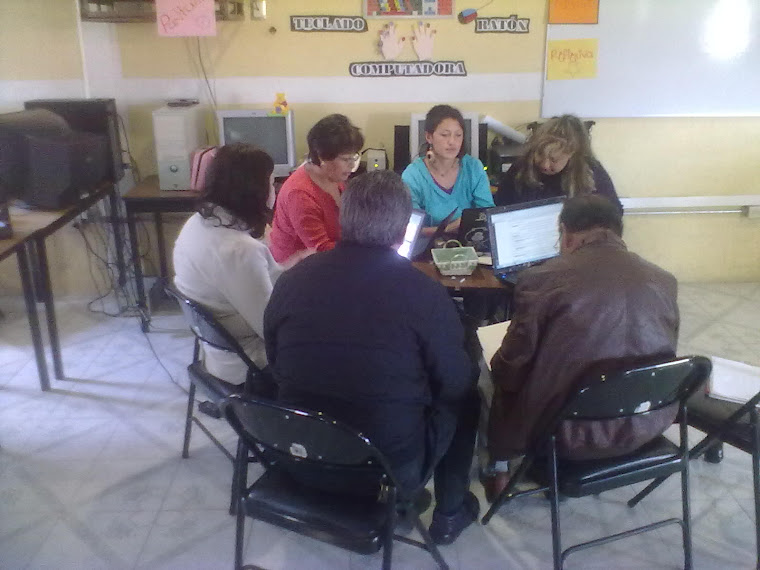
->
<box><xmin>516</xmin><ymin>115</ymin><xmax>595</xmax><ymax>198</ymax></box>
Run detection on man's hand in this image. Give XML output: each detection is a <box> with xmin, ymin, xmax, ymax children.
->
<box><xmin>444</xmin><ymin>217</ymin><xmax>461</xmax><ymax>235</ymax></box>
<box><xmin>412</xmin><ymin>22</ymin><xmax>436</xmax><ymax>61</ymax></box>
<box><xmin>379</xmin><ymin>23</ymin><xmax>405</xmax><ymax>60</ymax></box>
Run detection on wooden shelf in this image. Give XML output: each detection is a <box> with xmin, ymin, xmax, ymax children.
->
<box><xmin>80</xmin><ymin>1</ymin><xmax>244</xmax><ymax>23</ymax></box>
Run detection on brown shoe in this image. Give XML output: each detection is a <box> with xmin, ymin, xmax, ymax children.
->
<box><xmin>482</xmin><ymin>472</ymin><xmax>510</xmax><ymax>503</ymax></box>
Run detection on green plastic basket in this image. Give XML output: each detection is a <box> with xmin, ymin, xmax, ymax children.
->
<box><xmin>432</xmin><ymin>241</ymin><xmax>478</xmax><ymax>276</ymax></box>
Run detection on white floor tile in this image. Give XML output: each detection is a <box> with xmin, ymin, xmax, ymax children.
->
<box><xmin>1</xmin><ymin>286</ymin><xmax>759</xmax><ymax>568</ymax></box>
<box><xmin>25</xmin><ymin>509</ymin><xmax>156</xmax><ymax>570</ymax></box>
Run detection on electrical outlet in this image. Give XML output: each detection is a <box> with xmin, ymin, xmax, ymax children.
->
<box><xmin>365</xmin><ymin>149</ymin><xmax>386</xmax><ymax>171</ymax></box>
<box><xmin>251</xmin><ymin>0</ymin><xmax>267</xmax><ymax>19</ymax></box>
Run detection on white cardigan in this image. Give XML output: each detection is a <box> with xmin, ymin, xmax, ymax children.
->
<box><xmin>173</xmin><ymin>211</ymin><xmax>282</xmax><ymax>384</ymax></box>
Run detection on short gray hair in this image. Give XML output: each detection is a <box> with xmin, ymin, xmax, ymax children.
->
<box><xmin>340</xmin><ymin>171</ymin><xmax>412</xmax><ymax>247</ymax></box>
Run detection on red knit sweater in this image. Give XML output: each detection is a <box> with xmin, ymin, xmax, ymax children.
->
<box><xmin>268</xmin><ymin>165</ymin><xmax>342</xmax><ymax>262</ymax></box>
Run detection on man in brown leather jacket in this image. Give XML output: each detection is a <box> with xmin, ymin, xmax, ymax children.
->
<box><xmin>486</xmin><ymin>195</ymin><xmax>679</xmax><ymax>497</ymax></box>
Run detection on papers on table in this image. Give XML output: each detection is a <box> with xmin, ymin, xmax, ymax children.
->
<box><xmin>477</xmin><ymin>320</ymin><xmax>510</xmax><ymax>370</ymax></box>
<box><xmin>707</xmin><ymin>356</ymin><xmax>760</xmax><ymax>405</ymax></box>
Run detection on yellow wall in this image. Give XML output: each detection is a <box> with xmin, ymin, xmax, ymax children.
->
<box><xmin>117</xmin><ymin>1</ymin><xmax>546</xmax><ymax>77</ymax></box>
<box><xmin>1</xmin><ymin>0</ymin><xmax>759</xmax><ymax>291</ymax></box>
<box><xmin>0</xmin><ymin>1</ymin><xmax>82</xmax><ymax>80</ymax></box>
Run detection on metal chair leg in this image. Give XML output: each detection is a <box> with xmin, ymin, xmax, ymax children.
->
<box><xmin>547</xmin><ymin>440</ymin><xmax>562</xmax><ymax>570</ymax></box>
<box><xmin>413</xmin><ymin>514</ymin><xmax>449</xmax><ymax>570</ymax></box>
<box><xmin>482</xmin><ymin>457</ymin><xmax>534</xmax><ymax>524</ymax></box>
<box><xmin>230</xmin><ymin>438</ymin><xmax>246</xmax><ymax>516</ymax></box>
<box><xmin>751</xmin><ymin>408</ymin><xmax>760</xmax><ymax>570</ymax></box>
<box><xmin>182</xmin><ymin>383</ymin><xmax>196</xmax><ymax>458</ymax></box>
<box><xmin>235</xmin><ymin>495</ymin><xmax>245</xmax><ymax>570</ymax></box>
<box><xmin>234</xmin><ymin>439</ymin><xmax>249</xmax><ymax>570</ymax></box>
<box><xmin>680</xmin><ymin>417</ymin><xmax>693</xmax><ymax>570</ymax></box>
<box><xmin>382</xmin><ymin>487</ymin><xmax>397</xmax><ymax>570</ymax></box>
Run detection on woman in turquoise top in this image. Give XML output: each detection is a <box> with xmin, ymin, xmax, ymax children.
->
<box><xmin>402</xmin><ymin>105</ymin><xmax>494</xmax><ymax>235</ymax></box>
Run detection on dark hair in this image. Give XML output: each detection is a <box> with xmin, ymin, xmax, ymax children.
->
<box><xmin>307</xmin><ymin>114</ymin><xmax>364</xmax><ymax>166</ymax></box>
<box><xmin>517</xmin><ymin>114</ymin><xmax>595</xmax><ymax>197</ymax></box>
<box><xmin>559</xmin><ymin>195</ymin><xmax>623</xmax><ymax>237</ymax></box>
<box><xmin>340</xmin><ymin>171</ymin><xmax>412</xmax><ymax>247</ymax></box>
<box><xmin>424</xmin><ymin>104</ymin><xmax>468</xmax><ymax>158</ymax></box>
<box><xmin>198</xmin><ymin>143</ymin><xmax>274</xmax><ymax>238</ymax></box>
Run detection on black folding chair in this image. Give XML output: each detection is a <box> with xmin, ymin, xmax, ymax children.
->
<box><xmin>221</xmin><ymin>394</ymin><xmax>450</xmax><ymax>570</ymax></box>
<box><xmin>628</xmin><ymin>387</ymin><xmax>760</xmax><ymax>568</ymax></box>
<box><xmin>166</xmin><ymin>284</ymin><xmax>265</xmax><ymax>513</ymax></box>
<box><xmin>482</xmin><ymin>355</ymin><xmax>712</xmax><ymax>569</ymax></box>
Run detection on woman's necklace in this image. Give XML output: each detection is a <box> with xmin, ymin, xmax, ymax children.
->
<box><xmin>426</xmin><ymin>157</ymin><xmax>459</xmax><ymax>181</ymax></box>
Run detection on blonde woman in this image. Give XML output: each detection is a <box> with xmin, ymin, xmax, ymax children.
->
<box><xmin>494</xmin><ymin>114</ymin><xmax>622</xmax><ymax>213</ymax></box>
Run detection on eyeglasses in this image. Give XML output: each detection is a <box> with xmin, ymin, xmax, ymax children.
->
<box><xmin>336</xmin><ymin>153</ymin><xmax>361</xmax><ymax>165</ymax></box>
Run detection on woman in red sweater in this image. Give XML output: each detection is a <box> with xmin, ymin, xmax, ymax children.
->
<box><xmin>269</xmin><ymin>114</ymin><xmax>364</xmax><ymax>262</ymax></box>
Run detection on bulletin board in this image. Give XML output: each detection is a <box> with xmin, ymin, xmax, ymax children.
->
<box><xmin>541</xmin><ymin>0</ymin><xmax>760</xmax><ymax>118</ymax></box>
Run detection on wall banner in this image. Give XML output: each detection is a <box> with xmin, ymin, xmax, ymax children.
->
<box><xmin>290</xmin><ymin>16</ymin><xmax>368</xmax><ymax>33</ymax></box>
<box><xmin>474</xmin><ymin>15</ymin><xmax>530</xmax><ymax>33</ymax></box>
<box><xmin>349</xmin><ymin>60</ymin><xmax>467</xmax><ymax>77</ymax></box>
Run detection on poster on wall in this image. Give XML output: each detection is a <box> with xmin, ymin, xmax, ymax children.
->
<box><xmin>156</xmin><ymin>0</ymin><xmax>216</xmax><ymax>37</ymax></box>
<box><xmin>350</xmin><ymin>21</ymin><xmax>466</xmax><ymax>77</ymax></box>
<box><xmin>546</xmin><ymin>38</ymin><xmax>598</xmax><ymax>80</ymax></box>
<box><xmin>364</xmin><ymin>0</ymin><xmax>455</xmax><ymax>19</ymax></box>
<box><xmin>548</xmin><ymin>0</ymin><xmax>599</xmax><ymax>25</ymax></box>
<box><xmin>290</xmin><ymin>16</ymin><xmax>368</xmax><ymax>32</ymax></box>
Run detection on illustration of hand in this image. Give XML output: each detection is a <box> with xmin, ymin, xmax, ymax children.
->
<box><xmin>378</xmin><ymin>23</ymin><xmax>405</xmax><ymax>60</ymax></box>
<box><xmin>412</xmin><ymin>22</ymin><xmax>436</xmax><ymax>61</ymax></box>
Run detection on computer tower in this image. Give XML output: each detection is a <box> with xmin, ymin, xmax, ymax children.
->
<box><xmin>153</xmin><ymin>105</ymin><xmax>205</xmax><ymax>190</ymax></box>
<box><xmin>24</xmin><ymin>98</ymin><xmax>124</xmax><ymax>184</ymax></box>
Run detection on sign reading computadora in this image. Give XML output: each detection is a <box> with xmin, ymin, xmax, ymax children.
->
<box><xmin>290</xmin><ymin>15</ymin><xmax>367</xmax><ymax>32</ymax></box>
<box><xmin>349</xmin><ymin>61</ymin><xmax>467</xmax><ymax>77</ymax></box>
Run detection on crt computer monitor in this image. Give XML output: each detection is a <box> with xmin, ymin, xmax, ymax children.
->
<box><xmin>409</xmin><ymin>111</ymin><xmax>480</xmax><ymax>162</ymax></box>
<box><xmin>216</xmin><ymin>110</ymin><xmax>296</xmax><ymax>178</ymax></box>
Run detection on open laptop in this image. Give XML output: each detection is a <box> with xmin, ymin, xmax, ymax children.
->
<box><xmin>397</xmin><ymin>209</ymin><xmax>425</xmax><ymax>259</ymax></box>
<box><xmin>458</xmin><ymin>207</ymin><xmax>492</xmax><ymax>253</ymax></box>
<box><xmin>487</xmin><ymin>197</ymin><xmax>565</xmax><ymax>284</ymax></box>
<box><xmin>409</xmin><ymin>207</ymin><xmax>459</xmax><ymax>261</ymax></box>
<box><xmin>395</xmin><ymin>207</ymin><xmax>459</xmax><ymax>261</ymax></box>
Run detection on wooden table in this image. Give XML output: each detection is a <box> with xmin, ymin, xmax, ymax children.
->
<box><xmin>0</xmin><ymin>183</ymin><xmax>121</xmax><ymax>390</ymax></box>
<box><xmin>121</xmin><ymin>176</ymin><xmax>512</xmax><ymax>330</ymax></box>
<box><xmin>412</xmin><ymin>261</ymin><xmax>506</xmax><ymax>289</ymax></box>
<box><xmin>123</xmin><ymin>176</ymin><xmax>199</xmax><ymax>331</ymax></box>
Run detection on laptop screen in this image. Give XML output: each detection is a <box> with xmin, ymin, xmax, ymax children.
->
<box><xmin>397</xmin><ymin>209</ymin><xmax>425</xmax><ymax>259</ymax></box>
<box><xmin>489</xmin><ymin>198</ymin><xmax>564</xmax><ymax>273</ymax></box>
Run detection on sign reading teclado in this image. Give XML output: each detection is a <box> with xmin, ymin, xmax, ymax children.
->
<box><xmin>349</xmin><ymin>61</ymin><xmax>467</xmax><ymax>77</ymax></box>
<box><xmin>290</xmin><ymin>15</ymin><xmax>368</xmax><ymax>32</ymax></box>
<box><xmin>474</xmin><ymin>14</ymin><xmax>530</xmax><ymax>33</ymax></box>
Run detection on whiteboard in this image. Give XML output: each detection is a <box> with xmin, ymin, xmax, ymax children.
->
<box><xmin>542</xmin><ymin>0</ymin><xmax>760</xmax><ymax>118</ymax></box>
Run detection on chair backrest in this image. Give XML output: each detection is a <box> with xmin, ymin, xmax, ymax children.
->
<box><xmin>222</xmin><ymin>394</ymin><xmax>394</xmax><ymax>493</ymax></box>
<box><xmin>561</xmin><ymin>356</ymin><xmax>712</xmax><ymax>421</ymax></box>
<box><xmin>165</xmin><ymin>283</ymin><xmax>258</xmax><ymax>371</ymax></box>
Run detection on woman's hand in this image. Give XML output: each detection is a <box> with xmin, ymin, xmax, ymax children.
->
<box><xmin>282</xmin><ymin>247</ymin><xmax>316</xmax><ymax>270</ymax></box>
<box><xmin>444</xmin><ymin>218</ymin><xmax>461</xmax><ymax>234</ymax></box>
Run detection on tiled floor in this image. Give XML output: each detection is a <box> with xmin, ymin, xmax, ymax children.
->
<box><xmin>1</xmin><ymin>282</ymin><xmax>758</xmax><ymax>569</ymax></box>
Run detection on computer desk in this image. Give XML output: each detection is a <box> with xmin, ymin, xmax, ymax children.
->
<box><xmin>122</xmin><ymin>176</ymin><xmax>199</xmax><ymax>332</ymax></box>
<box><xmin>122</xmin><ymin>176</ymin><xmax>510</xmax><ymax>330</ymax></box>
<box><xmin>412</xmin><ymin>261</ymin><xmax>506</xmax><ymax>289</ymax></box>
<box><xmin>0</xmin><ymin>183</ymin><xmax>123</xmax><ymax>390</ymax></box>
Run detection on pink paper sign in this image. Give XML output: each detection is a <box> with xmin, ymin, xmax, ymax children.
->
<box><xmin>156</xmin><ymin>0</ymin><xmax>216</xmax><ymax>37</ymax></box>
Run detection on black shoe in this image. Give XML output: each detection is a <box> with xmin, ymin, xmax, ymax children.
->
<box><xmin>428</xmin><ymin>491</ymin><xmax>480</xmax><ymax>545</ymax></box>
<box><xmin>395</xmin><ymin>488</ymin><xmax>433</xmax><ymax>533</ymax></box>
<box><xmin>198</xmin><ymin>400</ymin><xmax>221</xmax><ymax>419</ymax></box>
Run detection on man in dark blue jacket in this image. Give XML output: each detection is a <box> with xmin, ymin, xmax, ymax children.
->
<box><xmin>264</xmin><ymin>170</ymin><xmax>480</xmax><ymax>545</ymax></box>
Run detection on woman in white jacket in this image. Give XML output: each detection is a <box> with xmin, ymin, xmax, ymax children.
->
<box><xmin>173</xmin><ymin>143</ymin><xmax>306</xmax><ymax>393</ymax></box>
